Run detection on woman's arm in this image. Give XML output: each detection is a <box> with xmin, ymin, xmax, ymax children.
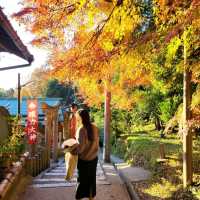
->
<box><xmin>83</xmin><ymin>126</ymin><xmax>99</xmax><ymax>159</ymax></box>
<box><xmin>71</xmin><ymin>127</ymin><xmax>85</xmax><ymax>155</ymax></box>
<box><xmin>77</xmin><ymin>128</ymin><xmax>86</xmax><ymax>154</ymax></box>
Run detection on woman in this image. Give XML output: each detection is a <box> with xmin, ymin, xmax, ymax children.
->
<box><xmin>73</xmin><ymin>109</ymin><xmax>99</xmax><ymax>200</ymax></box>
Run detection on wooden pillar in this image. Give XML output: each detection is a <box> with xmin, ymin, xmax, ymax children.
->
<box><xmin>42</xmin><ymin>104</ymin><xmax>51</xmax><ymax>147</ymax></box>
<box><xmin>44</xmin><ymin>114</ymin><xmax>49</xmax><ymax>146</ymax></box>
<box><xmin>52</xmin><ymin>110</ymin><xmax>58</xmax><ymax>162</ymax></box>
<box><xmin>42</xmin><ymin>103</ymin><xmax>60</xmax><ymax>163</ymax></box>
<box><xmin>58</xmin><ymin>132</ymin><xmax>62</xmax><ymax>148</ymax></box>
<box><xmin>44</xmin><ymin>110</ymin><xmax>52</xmax><ymax>165</ymax></box>
<box><xmin>159</xmin><ymin>144</ymin><xmax>165</xmax><ymax>159</ymax></box>
<box><xmin>30</xmin><ymin>144</ymin><xmax>36</xmax><ymax>156</ymax></box>
<box><xmin>45</xmin><ymin>111</ymin><xmax>52</xmax><ymax>148</ymax></box>
<box><xmin>42</xmin><ymin>103</ymin><xmax>53</xmax><ymax>166</ymax></box>
<box><xmin>103</xmin><ymin>90</ymin><xmax>111</xmax><ymax>163</ymax></box>
<box><xmin>17</xmin><ymin>73</ymin><xmax>21</xmax><ymax>118</ymax></box>
<box><xmin>183</xmin><ymin>34</ymin><xmax>193</xmax><ymax>187</ymax></box>
<box><xmin>63</xmin><ymin>112</ymin><xmax>70</xmax><ymax>140</ymax></box>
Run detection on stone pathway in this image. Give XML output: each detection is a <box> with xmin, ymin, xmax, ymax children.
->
<box><xmin>19</xmin><ymin>156</ymin><xmax>131</xmax><ymax>200</ymax></box>
<box><xmin>111</xmin><ymin>155</ymin><xmax>151</xmax><ymax>182</ymax></box>
<box><xmin>111</xmin><ymin>155</ymin><xmax>151</xmax><ymax>200</ymax></box>
<box><xmin>31</xmin><ymin>158</ymin><xmax>110</xmax><ymax>188</ymax></box>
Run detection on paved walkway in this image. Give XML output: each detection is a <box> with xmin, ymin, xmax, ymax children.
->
<box><xmin>111</xmin><ymin>155</ymin><xmax>151</xmax><ymax>200</ymax></box>
<box><xmin>19</xmin><ymin>157</ymin><xmax>131</xmax><ymax>200</ymax></box>
<box><xmin>111</xmin><ymin>155</ymin><xmax>151</xmax><ymax>182</ymax></box>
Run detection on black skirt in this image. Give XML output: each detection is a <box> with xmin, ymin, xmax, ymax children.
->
<box><xmin>76</xmin><ymin>157</ymin><xmax>98</xmax><ymax>199</ymax></box>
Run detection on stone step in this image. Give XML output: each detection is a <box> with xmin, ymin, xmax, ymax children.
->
<box><xmin>31</xmin><ymin>182</ymin><xmax>75</xmax><ymax>188</ymax></box>
<box><xmin>53</xmin><ymin>167</ymin><xmax>103</xmax><ymax>173</ymax></box>
<box><xmin>43</xmin><ymin>175</ymin><xmax>69</xmax><ymax>179</ymax></box>
<box><xmin>31</xmin><ymin>180</ymin><xmax>111</xmax><ymax>188</ymax></box>
<box><xmin>33</xmin><ymin>179</ymin><xmax>76</xmax><ymax>184</ymax></box>
<box><xmin>50</xmin><ymin>169</ymin><xmax>66</xmax><ymax>173</ymax></box>
<box><xmin>44</xmin><ymin>171</ymin><xmax>104</xmax><ymax>175</ymax></box>
<box><xmin>55</xmin><ymin>163</ymin><xmax>102</xmax><ymax>168</ymax></box>
<box><xmin>45</xmin><ymin>172</ymin><xmax>68</xmax><ymax>176</ymax></box>
<box><xmin>30</xmin><ymin>159</ymin><xmax>109</xmax><ymax>188</ymax></box>
<box><xmin>42</xmin><ymin>174</ymin><xmax>105</xmax><ymax>179</ymax></box>
<box><xmin>33</xmin><ymin>175</ymin><xmax>107</xmax><ymax>184</ymax></box>
<box><xmin>54</xmin><ymin>166</ymin><xmax>102</xmax><ymax>171</ymax></box>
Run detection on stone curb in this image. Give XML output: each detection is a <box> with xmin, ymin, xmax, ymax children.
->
<box><xmin>100</xmin><ymin>161</ymin><xmax>132</xmax><ymax>200</ymax></box>
<box><xmin>110</xmin><ymin>156</ymin><xmax>140</xmax><ymax>200</ymax></box>
<box><xmin>114</xmin><ymin>165</ymin><xmax>140</xmax><ymax>200</ymax></box>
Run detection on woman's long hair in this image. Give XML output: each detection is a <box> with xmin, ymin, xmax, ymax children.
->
<box><xmin>78</xmin><ymin>109</ymin><xmax>93</xmax><ymax>141</ymax></box>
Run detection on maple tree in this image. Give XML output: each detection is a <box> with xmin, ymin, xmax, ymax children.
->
<box><xmin>48</xmin><ymin>28</ymin><xmax>151</xmax><ymax>161</ymax></box>
<box><xmin>151</xmin><ymin>0</ymin><xmax>200</xmax><ymax>187</ymax></box>
<box><xmin>13</xmin><ymin>0</ymin><xmax>199</xmax><ymax>107</ymax></box>
<box><xmin>14</xmin><ymin>0</ymin><xmax>153</xmax><ymax>163</ymax></box>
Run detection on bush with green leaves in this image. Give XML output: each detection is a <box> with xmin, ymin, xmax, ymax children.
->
<box><xmin>0</xmin><ymin>119</ymin><xmax>25</xmax><ymax>164</ymax></box>
<box><xmin>112</xmin><ymin>135</ymin><xmax>159</xmax><ymax>169</ymax></box>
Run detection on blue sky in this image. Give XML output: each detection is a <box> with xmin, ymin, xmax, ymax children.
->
<box><xmin>0</xmin><ymin>0</ymin><xmax>48</xmax><ymax>90</ymax></box>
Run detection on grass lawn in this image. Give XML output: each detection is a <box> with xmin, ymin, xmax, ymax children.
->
<box><xmin>112</xmin><ymin>124</ymin><xmax>200</xmax><ymax>200</ymax></box>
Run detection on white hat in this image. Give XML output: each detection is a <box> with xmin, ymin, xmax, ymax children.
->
<box><xmin>62</xmin><ymin>138</ymin><xmax>78</xmax><ymax>152</ymax></box>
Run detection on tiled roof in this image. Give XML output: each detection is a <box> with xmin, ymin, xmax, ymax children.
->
<box><xmin>0</xmin><ymin>7</ymin><xmax>33</xmax><ymax>63</ymax></box>
<box><xmin>0</xmin><ymin>97</ymin><xmax>63</xmax><ymax>122</ymax></box>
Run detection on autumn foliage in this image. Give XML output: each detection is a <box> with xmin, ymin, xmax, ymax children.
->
<box><xmin>13</xmin><ymin>0</ymin><xmax>199</xmax><ymax>111</ymax></box>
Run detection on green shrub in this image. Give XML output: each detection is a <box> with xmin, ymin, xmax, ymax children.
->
<box><xmin>0</xmin><ymin>119</ymin><xmax>25</xmax><ymax>165</ymax></box>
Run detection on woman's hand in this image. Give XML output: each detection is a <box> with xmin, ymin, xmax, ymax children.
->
<box><xmin>71</xmin><ymin>146</ymin><xmax>79</xmax><ymax>155</ymax></box>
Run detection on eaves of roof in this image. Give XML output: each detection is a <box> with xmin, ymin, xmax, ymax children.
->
<box><xmin>0</xmin><ymin>7</ymin><xmax>34</xmax><ymax>64</ymax></box>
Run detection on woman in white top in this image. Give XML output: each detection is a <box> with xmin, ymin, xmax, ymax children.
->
<box><xmin>74</xmin><ymin>109</ymin><xmax>99</xmax><ymax>200</ymax></box>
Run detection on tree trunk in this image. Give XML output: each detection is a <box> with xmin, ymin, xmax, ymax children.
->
<box><xmin>103</xmin><ymin>90</ymin><xmax>111</xmax><ymax>163</ymax></box>
<box><xmin>183</xmin><ymin>36</ymin><xmax>193</xmax><ymax>187</ymax></box>
<box><xmin>155</xmin><ymin>116</ymin><xmax>162</xmax><ymax>131</ymax></box>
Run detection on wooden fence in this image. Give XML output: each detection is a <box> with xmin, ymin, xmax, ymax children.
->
<box><xmin>0</xmin><ymin>147</ymin><xmax>50</xmax><ymax>200</ymax></box>
<box><xmin>25</xmin><ymin>148</ymin><xmax>50</xmax><ymax>177</ymax></box>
